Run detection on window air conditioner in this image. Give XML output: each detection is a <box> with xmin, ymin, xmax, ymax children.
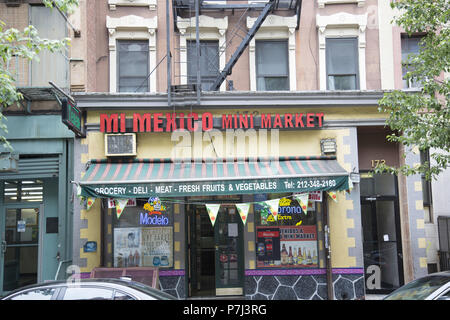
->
<box><xmin>105</xmin><ymin>133</ymin><xmax>137</xmax><ymax>157</ymax></box>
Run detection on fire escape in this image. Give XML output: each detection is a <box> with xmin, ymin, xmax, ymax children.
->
<box><xmin>168</xmin><ymin>0</ymin><xmax>302</xmax><ymax>106</ymax></box>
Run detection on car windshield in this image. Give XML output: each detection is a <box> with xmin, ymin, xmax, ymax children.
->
<box><xmin>384</xmin><ymin>275</ymin><xmax>450</xmax><ymax>300</ymax></box>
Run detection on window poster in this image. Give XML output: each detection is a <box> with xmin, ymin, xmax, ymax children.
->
<box><xmin>256</xmin><ymin>227</ymin><xmax>281</xmax><ymax>267</ymax></box>
<box><xmin>141</xmin><ymin>227</ymin><xmax>173</xmax><ymax>267</ymax></box>
<box><xmin>256</xmin><ymin>225</ymin><xmax>318</xmax><ymax>268</ymax></box>
<box><xmin>114</xmin><ymin>227</ymin><xmax>173</xmax><ymax>268</ymax></box>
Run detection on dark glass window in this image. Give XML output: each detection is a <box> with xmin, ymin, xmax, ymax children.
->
<box><xmin>256</xmin><ymin>40</ymin><xmax>289</xmax><ymax>91</ymax></box>
<box><xmin>401</xmin><ymin>35</ymin><xmax>423</xmax><ymax>89</ymax></box>
<box><xmin>9</xmin><ymin>288</ymin><xmax>56</xmax><ymax>300</ymax></box>
<box><xmin>254</xmin><ymin>194</ymin><xmax>320</xmax><ymax>269</ymax></box>
<box><xmin>187</xmin><ymin>40</ymin><xmax>220</xmax><ymax>91</ymax></box>
<box><xmin>326</xmin><ymin>38</ymin><xmax>359</xmax><ymax>90</ymax></box>
<box><xmin>118</xmin><ymin>40</ymin><xmax>149</xmax><ymax>92</ymax></box>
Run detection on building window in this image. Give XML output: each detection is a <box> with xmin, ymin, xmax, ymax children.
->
<box><xmin>187</xmin><ymin>40</ymin><xmax>220</xmax><ymax>91</ymax></box>
<box><xmin>254</xmin><ymin>194</ymin><xmax>320</xmax><ymax>268</ymax></box>
<box><xmin>112</xmin><ymin>198</ymin><xmax>174</xmax><ymax>268</ymax></box>
<box><xmin>326</xmin><ymin>38</ymin><xmax>359</xmax><ymax>90</ymax></box>
<box><xmin>117</xmin><ymin>40</ymin><xmax>149</xmax><ymax>92</ymax></box>
<box><xmin>177</xmin><ymin>15</ymin><xmax>228</xmax><ymax>91</ymax></box>
<box><xmin>316</xmin><ymin>12</ymin><xmax>367</xmax><ymax>90</ymax></box>
<box><xmin>401</xmin><ymin>35</ymin><xmax>423</xmax><ymax>89</ymax></box>
<box><xmin>30</xmin><ymin>5</ymin><xmax>68</xmax><ymax>88</ymax></box>
<box><xmin>106</xmin><ymin>15</ymin><xmax>157</xmax><ymax>93</ymax></box>
<box><xmin>420</xmin><ymin>149</ymin><xmax>432</xmax><ymax>208</ymax></box>
<box><xmin>247</xmin><ymin>14</ymin><xmax>297</xmax><ymax>91</ymax></box>
<box><xmin>255</xmin><ymin>40</ymin><xmax>289</xmax><ymax>91</ymax></box>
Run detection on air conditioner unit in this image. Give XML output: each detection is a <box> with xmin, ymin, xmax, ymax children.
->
<box><xmin>105</xmin><ymin>133</ymin><xmax>137</xmax><ymax>157</ymax></box>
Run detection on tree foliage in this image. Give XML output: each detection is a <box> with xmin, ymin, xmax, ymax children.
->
<box><xmin>0</xmin><ymin>0</ymin><xmax>78</xmax><ymax>150</ymax></box>
<box><xmin>377</xmin><ymin>0</ymin><xmax>450</xmax><ymax>181</ymax></box>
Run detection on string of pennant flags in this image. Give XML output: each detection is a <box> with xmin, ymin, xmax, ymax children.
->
<box><xmin>78</xmin><ymin>182</ymin><xmax>350</xmax><ymax>225</ymax></box>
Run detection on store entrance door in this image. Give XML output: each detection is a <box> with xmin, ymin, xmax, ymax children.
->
<box><xmin>361</xmin><ymin>197</ymin><xmax>404</xmax><ymax>294</ymax></box>
<box><xmin>360</xmin><ymin>173</ymin><xmax>404</xmax><ymax>294</ymax></box>
<box><xmin>187</xmin><ymin>202</ymin><xmax>244</xmax><ymax>297</ymax></box>
<box><xmin>0</xmin><ymin>205</ymin><xmax>42</xmax><ymax>294</ymax></box>
<box><xmin>214</xmin><ymin>205</ymin><xmax>244</xmax><ymax>296</ymax></box>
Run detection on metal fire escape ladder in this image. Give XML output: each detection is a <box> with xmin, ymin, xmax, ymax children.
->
<box><xmin>209</xmin><ymin>0</ymin><xmax>276</xmax><ymax>92</ymax></box>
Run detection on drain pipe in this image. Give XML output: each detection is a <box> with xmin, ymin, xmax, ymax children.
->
<box><xmin>323</xmin><ymin>200</ymin><xmax>334</xmax><ymax>300</ymax></box>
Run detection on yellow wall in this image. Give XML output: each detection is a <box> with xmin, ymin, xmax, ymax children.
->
<box><xmin>81</xmin><ymin>109</ymin><xmax>364</xmax><ymax>271</ymax></box>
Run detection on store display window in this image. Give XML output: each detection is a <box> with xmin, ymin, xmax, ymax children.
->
<box><xmin>254</xmin><ymin>193</ymin><xmax>321</xmax><ymax>268</ymax></box>
<box><xmin>112</xmin><ymin>197</ymin><xmax>174</xmax><ymax>268</ymax></box>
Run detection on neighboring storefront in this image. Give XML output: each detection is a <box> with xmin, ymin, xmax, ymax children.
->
<box><xmin>72</xmin><ymin>91</ymin><xmax>422</xmax><ymax>300</ymax></box>
<box><xmin>0</xmin><ymin>111</ymin><xmax>74</xmax><ymax>295</ymax></box>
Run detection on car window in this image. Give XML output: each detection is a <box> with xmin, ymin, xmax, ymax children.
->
<box><xmin>384</xmin><ymin>275</ymin><xmax>450</xmax><ymax>300</ymax></box>
<box><xmin>62</xmin><ymin>287</ymin><xmax>114</xmax><ymax>300</ymax></box>
<box><xmin>9</xmin><ymin>288</ymin><xmax>57</xmax><ymax>300</ymax></box>
<box><xmin>437</xmin><ymin>289</ymin><xmax>450</xmax><ymax>300</ymax></box>
<box><xmin>114</xmin><ymin>290</ymin><xmax>136</xmax><ymax>300</ymax></box>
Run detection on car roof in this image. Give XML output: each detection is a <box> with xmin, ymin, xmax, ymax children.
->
<box><xmin>3</xmin><ymin>278</ymin><xmax>172</xmax><ymax>298</ymax></box>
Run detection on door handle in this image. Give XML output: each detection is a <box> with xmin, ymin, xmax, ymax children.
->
<box><xmin>1</xmin><ymin>240</ymin><xmax>6</xmax><ymax>254</ymax></box>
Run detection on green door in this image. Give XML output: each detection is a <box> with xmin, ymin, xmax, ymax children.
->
<box><xmin>1</xmin><ymin>204</ymin><xmax>42</xmax><ymax>294</ymax></box>
<box><xmin>214</xmin><ymin>205</ymin><xmax>244</xmax><ymax>296</ymax></box>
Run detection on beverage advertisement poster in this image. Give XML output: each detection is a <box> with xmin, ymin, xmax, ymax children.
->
<box><xmin>114</xmin><ymin>228</ymin><xmax>141</xmax><ymax>267</ymax></box>
<box><xmin>141</xmin><ymin>227</ymin><xmax>173</xmax><ymax>267</ymax></box>
<box><xmin>114</xmin><ymin>227</ymin><xmax>173</xmax><ymax>268</ymax></box>
<box><xmin>279</xmin><ymin>226</ymin><xmax>318</xmax><ymax>268</ymax></box>
<box><xmin>256</xmin><ymin>225</ymin><xmax>318</xmax><ymax>268</ymax></box>
<box><xmin>256</xmin><ymin>227</ymin><xmax>281</xmax><ymax>267</ymax></box>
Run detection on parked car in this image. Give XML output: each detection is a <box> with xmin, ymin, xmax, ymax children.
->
<box><xmin>383</xmin><ymin>271</ymin><xmax>450</xmax><ymax>300</ymax></box>
<box><xmin>1</xmin><ymin>278</ymin><xmax>176</xmax><ymax>300</ymax></box>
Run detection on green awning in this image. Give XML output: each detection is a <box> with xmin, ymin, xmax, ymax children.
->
<box><xmin>79</xmin><ymin>157</ymin><xmax>350</xmax><ymax>198</ymax></box>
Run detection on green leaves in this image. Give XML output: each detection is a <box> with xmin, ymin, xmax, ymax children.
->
<box><xmin>379</xmin><ymin>0</ymin><xmax>450</xmax><ymax>181</ymax></box>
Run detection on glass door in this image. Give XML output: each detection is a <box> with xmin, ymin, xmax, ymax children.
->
<box><xmin>361</xmin><ymin>198</ymin><xmax>404</xmax><ymax>293</ymax></box>
<box><xmin>214</xmin><ymin>205</ymin><xmax>244</xmax><ymax>296</ymax></box>
<box><xmin>1</xmin><ymin>206</ymin><xmax>41</xmax><ymax>293</ymax></box>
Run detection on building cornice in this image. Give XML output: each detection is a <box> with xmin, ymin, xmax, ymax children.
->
<box><xmin>73</xmin><ymin>90</ymin><xmax>390</xmax><ymax>110</ymax></box>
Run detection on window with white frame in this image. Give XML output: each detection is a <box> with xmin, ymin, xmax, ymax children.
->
<box><xmin>247</xmin><ymin>14</ymin><xmax>297</xmax><ymax>91</ymax></box>
<box><xmin>401</xmin><ymin>35</ymin><xmax>423</xmax><ymax>89</ymax></box>
<box><xmin>106</xmin><ymin>15</ymin><xmax>157</xmax><ymax>93</ymax></box>
<box><xmin>255</xmin><ymin>40</ymin><xmax>289</xmax><ymax>91</ymax></box>
<box><xmin>177</xmin><ymin>15</ymin><xmax>228</xmax><ymax>91</ymax></box>
<box><xmin>316</xmin><ymin>12</ymin><xmax>367</xmax><ymax>91</ymax></box>
<box><xmin>326</xmin><ymin>38</ymin><xmax>359</xmax><ymax>90</ymax></box>
<box><xmin>187</xmin><ymin>40</ymin><xmax>220</xmax><ymax>91</ymax></box>
<box><xmin>117</xmin><ymin>40</ymin><xmax>149</xmax><ymax>92</ymax></box>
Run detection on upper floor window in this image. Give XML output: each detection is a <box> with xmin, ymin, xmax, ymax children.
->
<box><xmin>326</xmin><ymin>38</ymin><xmax>359</xmax><ymax>90</ymax></box>
<box><xmin>255</xmin><ymin>40</ymin><xmax>289</xmax><ymax>91</ymax></box>
<box><xmin>401</xmin><ymin>35</ymin><xmax>423</xmax><ymax>89</ymax></box>
<box><xmin>247</xmin><ymin>14</ymin><xmax>297</xmax><ymax>91</ymax></box>
<box><xmin>187</xmin><ymin>40</ymin><xmax>220</xmax><ymax>91</ymax></box>
<box><xmin>316</xmin><ymin>12</ymin><xmax>367</xmax><ymax>91</ymax></box>
<box><xmin>176</xmin><ymin>16</ymin><xmax>228</xmax><ymax>91</ymax></box>
<box><xmin>30</xmin><ymin>5</ymin><xmax>68</xmax><ymax>88</ymax></box>
<box><xmin>117</xmin><ymin>40</ymin><xmax>149</xmax><ymax>92</ymax></box>
<box><xmin>106</xmin><ymin>15</ymin><xmax>157</xmax><ymax>93</ymax></box>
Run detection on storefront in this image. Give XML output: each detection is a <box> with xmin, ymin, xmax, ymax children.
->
<box><xmin>0</xmin><ymin>113</ymin><xmax>74</xmax><ymax>295</ymax></box>
<box><xmin>72</xmin><ymin>91</ymin><xmax>388</xmax><ymax>299</ymax></box>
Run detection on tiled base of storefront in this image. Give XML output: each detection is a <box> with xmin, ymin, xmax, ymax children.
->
<box><xmin>245</xmin><ymin>269</ymin><xmax>365</xmax><ymax>300</ymax></box>
<box><xmin>84</xmin><ymin>268</ymin><xmax>365</xmax><ymax>300</ymax></box>
<box><xmin>159</xmin><ymin>270</ymin><xmax>186</xmax><ymax>299</ymax></box>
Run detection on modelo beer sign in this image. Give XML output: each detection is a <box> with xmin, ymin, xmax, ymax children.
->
<box><xmin>99</xmin><ymin>112</ymin><xmax>325</xmax><ymax>133</ymax></box>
